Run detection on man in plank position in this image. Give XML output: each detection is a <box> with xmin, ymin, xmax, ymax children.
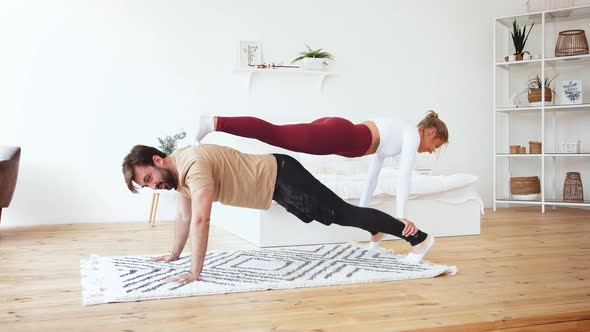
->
<box><xmin>122</xmin><ymin>144</ymin><xmax>435</xmax><ymax>283</ymax></box>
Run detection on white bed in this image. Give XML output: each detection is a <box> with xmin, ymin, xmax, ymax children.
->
<box><xmin>201</xmin><ymin>132</ymin><xmax>482</xmax><ymax>247</ymax></box>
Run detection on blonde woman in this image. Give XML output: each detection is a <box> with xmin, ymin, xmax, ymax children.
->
<box><xmin>195</xmin><ymin>111</ymin><xmax>448</xmax><ymax>261</ymax></box>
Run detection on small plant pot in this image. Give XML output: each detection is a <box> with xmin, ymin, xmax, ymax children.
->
<box><xmin>528</xmin><ymin>88</ymin><xmax>553</xmax><ymax>103</ymax></box>
<box><xmin>299</xmin><ymin>58</ymin><xmax>326</xmax><ymax>71</ymax></box>
<box><xmin>504</xmin><ymin>53</ymin><xmax>525</xmax><ymax>62</ymax></box>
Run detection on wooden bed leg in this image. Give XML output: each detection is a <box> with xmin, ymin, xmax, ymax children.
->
<box><xmin>148</xmin><ymin>193</ymin><xmax>156</xmax><ymax>225</ymax></box>
<box><xmin>149</xmin><ymin>192</ymin><xmax>160</xmax><ymax>227</ymax></box>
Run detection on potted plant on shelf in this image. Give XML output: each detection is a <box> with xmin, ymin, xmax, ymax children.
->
<box><xmin>505</xmin><ymin>20</ymin><xmax>534</xmax><ymax>61</ymax></box>
<box><xmin>157</xmin><ymin>130</ymin><xmax>186</xmax><ymax>154</ymax></box>
<box><xmin>523</xmin><ymin>74</ymin><xmax>557</xmax><ymax>105</ymax></box>
<box><xmin>291</xmin><ymin>44</ymin><xmax>334</xmax><ymax>71</ymax></box>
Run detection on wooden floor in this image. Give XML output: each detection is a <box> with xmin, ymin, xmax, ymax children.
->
<box><xmin>1</xmin><ymin>207</ymin><xmax>590</xmax><ymax>332</ymax></box>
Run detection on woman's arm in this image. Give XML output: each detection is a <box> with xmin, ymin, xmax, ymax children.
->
<box><xmin>396</xmin><ymin>129</ymin><xmax>419</xmax><ymax>219</ymax></box>
<box><xmin>359</xmin><ymin>154</ymin><xmax>384</xmax><ymax>207</ymax></box>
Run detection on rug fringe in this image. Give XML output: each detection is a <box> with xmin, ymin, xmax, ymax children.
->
<box><xmin>80</xmin><ymin>255</ymin><xmax>108</xmax><ymax>306</ymax></box>
<box><xmin>347</xmin><ymin>241</ymin><xmax>458</xmax><ymax>275</ymax></box>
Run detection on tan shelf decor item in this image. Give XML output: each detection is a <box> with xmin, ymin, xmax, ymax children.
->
<box><xmin>511</xmin><ymin>176</ymin><xmax>541</xmax><ymax>195</ymax></box>
<box><xmin>528</xmin><ymin>88</ymin><xmax>553</xmax><ymax>103</ymax></box>
<box><xmin>529</xmin><ymin>141</ymin><xmax>542</xmax><ymax>154</ymax></box>
<box><xmin>555</xmin><ymin>30</ymin><xmax>589</xmax><ymax>57</ymax></box>
<box><xmin>524</xmin><ymin>75</ymin><xmax>556</xmax><ymax>104</ymax></box>
<box><xmin>563</xmin><ymin>172</ymin><xmax>584</xmax><ymax>201</ymax></box>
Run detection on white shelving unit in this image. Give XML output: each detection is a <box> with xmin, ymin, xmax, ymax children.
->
<box><xmin>493</xmin><ymin>5</ymin><xmax>590</xmax><ymax>212</ymax></box>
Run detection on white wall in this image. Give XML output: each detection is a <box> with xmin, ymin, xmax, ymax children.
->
<box><xmin>2</xmin><ymin>0</ymin><xmax>578</xmax><ymax>226</ymax></box>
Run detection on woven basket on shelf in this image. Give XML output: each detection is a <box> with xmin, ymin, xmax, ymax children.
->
<box><xmin>510</xmin><ymin>145</ymin><xmax>520</xmax><ymax>154</ymax></box>
<box><xmin>563</xmin><ymin>172</ymin><xmax>584</xmax><ymax>201</ymax></box>
<box><xmin>529</xmin><ymin>141</ymin><xmax>542</xmax><ymax>154</ymax></box>
<box><xmin>528</xmin><ymin>89</ymin><xmax>553</xmax><ymax>103</ymax></box>
<box><xmin>511</xmin><ymin>176</ymin><xmax>541</xmax><ymax>195</ymax></box>
<box><xmin>555</xmin><ymin>30</ymin><xmax>589</xmax><ymax>57</ymax></box>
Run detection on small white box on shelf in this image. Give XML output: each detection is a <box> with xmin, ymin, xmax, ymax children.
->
<box><xmin>561</xmin><ymin>140</ymin><xmax>581</xmax><ymax>153</ymax></box>
<box><xmin>527</xmin><ymin>0</ymin><xmax>574</xmax><ymax>12</ymax></box>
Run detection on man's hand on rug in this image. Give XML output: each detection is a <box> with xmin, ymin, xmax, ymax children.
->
<box><xmin>168</xmin><ymin>272</ymin><xmax>197</xmax><ymax>284</ymax></box>
<box><xmin>149</xmin><ymin>253</ymin><xmax>179</xmax><ymax>263</ymax></box>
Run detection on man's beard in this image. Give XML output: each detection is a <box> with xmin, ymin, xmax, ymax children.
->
<box><xmin>156</xmin><ymin>167</ymin><xmax>178</xmax><ymax>190</ymax></box>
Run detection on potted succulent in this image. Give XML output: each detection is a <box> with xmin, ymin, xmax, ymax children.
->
<box><xmin>505</xmin><ymin>20</ymin><xmax>534</xmax><ymax>61</ymax></box>
<box><xmin>523</xmin><ymin>74</ymin><xmax>557</xmax><ymax>105</ymax></box>
<box><xmin>291</xmin><ymin>44</ymin><xmax>334</xmax><ymax>71</ymax></box>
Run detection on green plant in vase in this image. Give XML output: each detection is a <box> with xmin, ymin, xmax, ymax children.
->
<box><xmin>509</xmin><ymin>20</ymin><xmax>534</xmax><ymax>61</ymax></box>
<box><xmin>292</xmin><ymin>44</ymin><xmax>334</xmax><ymax>71</ymax></box>
<box><xmin>157</xmin><ymin>131</ymin><xmax>186</xmax><ymax>155</ymax></box>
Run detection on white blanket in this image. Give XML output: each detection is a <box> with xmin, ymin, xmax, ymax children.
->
<box><xmin>314</xmin><ymin>168</ymin><xmax>478</xmax><ymax>198</ymax></box>
<box><xmin>313</xmin><ymin>169</ymin><xmax>484</xmax><ymax>213</ymax></box>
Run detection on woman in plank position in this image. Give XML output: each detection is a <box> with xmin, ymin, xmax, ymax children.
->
<box><xmin>193</xmin><ymin>111</ymin><xmax>448</xmax><ymax>251</ymax></box>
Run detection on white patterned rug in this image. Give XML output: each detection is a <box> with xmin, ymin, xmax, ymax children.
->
<box><xmin>80</xmin><ymin>243</ymin><xmax>457</xmax><ymax>305</ymax></box>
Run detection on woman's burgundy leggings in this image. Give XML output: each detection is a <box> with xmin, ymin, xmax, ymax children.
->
<box><xmin>215</xmin><ymin>116</ymin><xmax>372</xmax><ymax>158</ymax></box>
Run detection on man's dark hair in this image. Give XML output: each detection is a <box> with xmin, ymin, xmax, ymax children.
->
<box><xmin>122</xmin><ymin>145</ymin><xmax>167</xmax><ymax>193</ymax></box>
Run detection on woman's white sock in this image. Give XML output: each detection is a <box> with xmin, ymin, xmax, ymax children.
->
<box><xmin>406</xmin><ymin>235</ymin><xmax>435</xmax><ymax>264</ymax></box>
<box><xmin>196</xmin><ymin>115</ymin><xmax>214</xmax><ymax>142</ymax></box>
<box><xmin>368</xmin><ymin>241</ymin><xmax>381</xmax><ymax>250</ymax></box>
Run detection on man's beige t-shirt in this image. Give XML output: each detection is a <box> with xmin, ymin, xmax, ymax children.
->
<box><xmin>173</xmin><ymin>144</ymin><xmax>277</xmax><ymax>210</ymax></box>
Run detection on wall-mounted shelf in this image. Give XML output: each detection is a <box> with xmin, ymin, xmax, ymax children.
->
<box><xmin>545</xmin><ymin>54</ymin><xmax>590</xmax><ymax>66</ymax></box>
<box><xmin>545</xmin><ymin>153</ymin><xmax>590</xmax><ymax>157</ymax></box>
<box><xmin>496</xmin><ymin>103</ymin><xmax>590</xmax><ymax>113</ymax></box>
<box><xmin>495</xmin><ymin>199</ymin><xmax>543</xmax><ymax>205</ymax></box>
<box><xmin>496</xmin><ymin>58</ymin><xmax>542</xmax><ymax>68</ymax></box>
<box><xmin>496</xmin><ymin>153</ymin><xmax>590</xmax><ymax>157</ymax></box>
<box><xmin>234</xmin><ymin>68</ymin><xmax>335</xmax><ymax>93</ymax></box>
<box><xmin>545</xmin><ymin>199</ymin><xmax>590</xmax><ymax>207</ymax></box>
<box><xmin>496</xmin><ymin>154</ymin><xmax>543</xmax><ymax>157</ymax></box>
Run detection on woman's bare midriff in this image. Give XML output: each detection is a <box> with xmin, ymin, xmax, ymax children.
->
<box><xmin>361</xmin><ymin>121</ymin><xmax>380</xmax><ymax>156</ymax></box>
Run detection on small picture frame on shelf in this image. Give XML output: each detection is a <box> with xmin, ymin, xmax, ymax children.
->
<box><xmin>240</xmin><ymin>41</ymin><xmax>262</xmax><ymax>68</ymax></box>
<box><xmin>560</xmin><ymin>140</ymin><xmax>581</xmax><ymax>153</ymax></box>
<box><xmin>560</xmin><ymin>80</ymin><xmax>583</xmax><ymax>104</ymax></box>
